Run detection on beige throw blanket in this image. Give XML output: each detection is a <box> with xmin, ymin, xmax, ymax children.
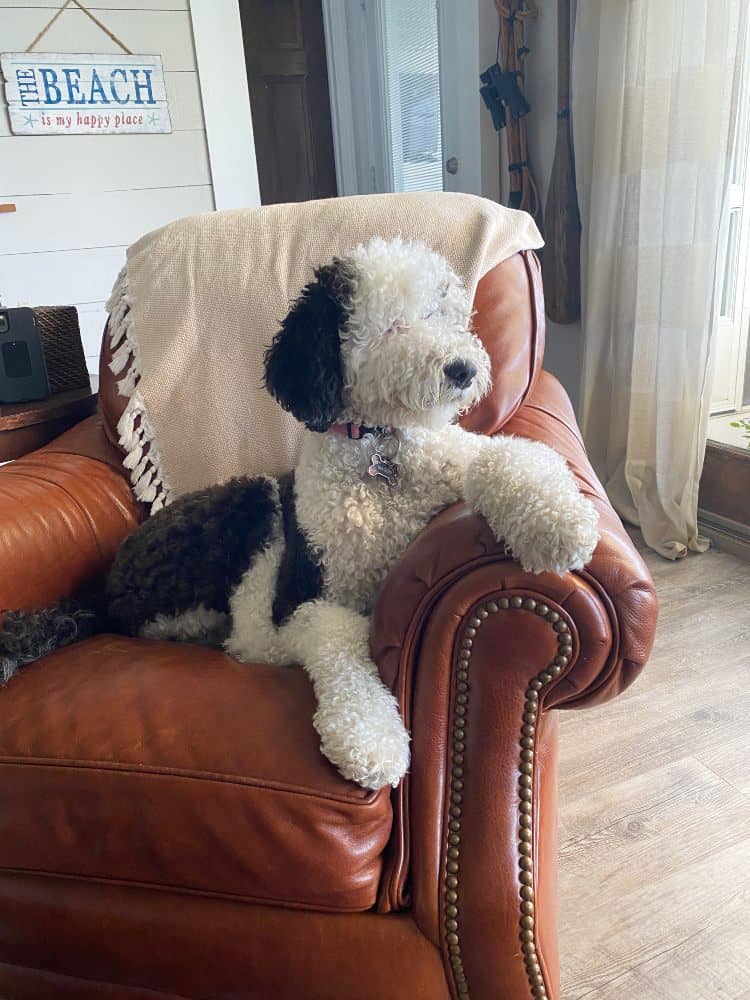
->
<box><xmin>105</xmin><ymin>193</ymin><xmax>543</xmax><ymax>510</ymax></box>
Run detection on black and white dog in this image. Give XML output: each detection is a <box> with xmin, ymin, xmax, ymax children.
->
<box><xmin>0</xmin><ymin>238</ymin><xmax>598</xmax><ymax>790</ymax></box>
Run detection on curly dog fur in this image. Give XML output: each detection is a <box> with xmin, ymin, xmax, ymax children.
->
<box><xmin>0</xmin><ymin>237</ymin><xmax>599</xmax><ymax>790</ymax></box>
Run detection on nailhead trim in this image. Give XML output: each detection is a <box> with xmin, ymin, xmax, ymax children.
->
<box><xmin>443</xmin><ymin>594</ymin><xmax>574</xmax><ymax>1000</ymax></box>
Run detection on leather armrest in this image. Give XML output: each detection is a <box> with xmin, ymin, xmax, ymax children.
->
<box><xmin>371</xmin><ymin>371</ymin><xmax>657</xmax><ymax>998</ymax></box>
<box><xmin>501</xmin><ymin>370</ymin><xmax>659</xmax><ymax>704</ymax></box>
<box><xmin>0</xmin><ymin>414</ymin><xmax>141</xmax><ymax>611</ymax></box>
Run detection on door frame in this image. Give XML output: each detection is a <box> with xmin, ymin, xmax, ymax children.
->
<box><xmin>190</xmin><ymin>0</ymin><xmax>261</xmax><ymax>210</ymax></box>
<box><xmin>437</xmin><ymin>0</ymin><xmax>482</xmax><ymax>197</ymax></box>
<box><xmin>323</xmin><ymin>0</ymin><xmax>482</xmax><ymax>197</ymax></box>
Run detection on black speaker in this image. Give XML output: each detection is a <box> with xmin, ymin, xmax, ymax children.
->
<box><xmin>0</xmin><ymin>307</ymin><xmax>51</xmax><ymax>404</ymax></box>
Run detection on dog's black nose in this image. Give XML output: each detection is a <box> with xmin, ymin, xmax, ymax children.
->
<box><xmin>444</xmin><ymin>359</ymin><xmax>477</xmax><ymax>389</ymax></box>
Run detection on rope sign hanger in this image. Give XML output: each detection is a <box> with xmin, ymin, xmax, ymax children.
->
<box><xmin>25</xmin><ymin>0</ymin><xmax>133</xmax><ymax>56</ymax></box>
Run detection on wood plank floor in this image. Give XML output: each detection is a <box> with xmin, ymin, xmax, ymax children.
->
<box><xmin>558</xmin><ymin>533</ymin><xmax>750</xmax><ymax>1000</ymax></box>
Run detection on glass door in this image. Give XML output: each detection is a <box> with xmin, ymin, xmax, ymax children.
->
<box><xmin>323</xmin><ymin>0</ymin><xmax>481</xmax><ymax>197</ymax></box>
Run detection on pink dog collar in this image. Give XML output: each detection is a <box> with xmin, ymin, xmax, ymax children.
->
<box><xmin>328</xmin><ymin>422</ymin><xmax>386</xmax><ymax>440</ymax></box>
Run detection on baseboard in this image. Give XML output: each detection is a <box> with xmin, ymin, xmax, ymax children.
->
<box><xmin>698</xmin><ymin>509</ymin><xmax>750</xmax><ymax>561</ymax></box>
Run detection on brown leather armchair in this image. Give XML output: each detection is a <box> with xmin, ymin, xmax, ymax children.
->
<box><xmin>0</xmin><ymin>252</ymin><xmax>657</xmax><ymax>1000</ymax></box>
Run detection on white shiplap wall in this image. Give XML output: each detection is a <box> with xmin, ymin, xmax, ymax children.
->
<box><xmin>0</xmin><ymin>0</ymin><xmax>215</xmax><ymax>374</ymax></box>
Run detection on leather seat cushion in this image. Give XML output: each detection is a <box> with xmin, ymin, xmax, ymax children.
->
<box><xmin>0</xmin><ymin>637</ymin><xmax>392</xmax><ymax>911</ymax></box>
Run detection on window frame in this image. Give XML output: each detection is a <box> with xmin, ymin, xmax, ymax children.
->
<box><xmin>712</xmin><ymin>14</ymin><xmax>750</xmax><ymax>415</ymax></box>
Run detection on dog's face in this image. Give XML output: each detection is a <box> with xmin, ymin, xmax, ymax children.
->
<box><xmin>264</xmin><ymin>236</ymin><xmax>491</xmax><ymax>432</ymax></box>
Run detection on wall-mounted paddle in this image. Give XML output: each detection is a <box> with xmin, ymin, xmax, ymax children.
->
<box><xmin>542</xmin><ymin>0</ymin><xmax>581</xmax><ymax>324</ymax></box>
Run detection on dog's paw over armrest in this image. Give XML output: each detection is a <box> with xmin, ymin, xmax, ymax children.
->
<box><xmin>372</xmin><ymin>494</ymin><xmax>657</xmax><ymax>713</ymax></box>
<box><xmin>463</xmin><ymin>435</ymin><xmax>600</xmax><ymax>576</ymax></box>
<box><xmin>373</xmin><ymin>370</ymin><xmax>658</xmax><ymax>711</ymax></box>
<box><xmin>0</xmin><ymin>416</ymin><xmax>140</xmax><ymax>610</ymax></box>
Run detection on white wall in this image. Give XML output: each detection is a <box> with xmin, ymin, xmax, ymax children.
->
<box><xmin>478</xmin><ymin>1</ymin><xmax>583</xmax><ymax>413</ymax></box>
<box><xmin>0</xmin><ymin>0</ymin><xmax>215</xmax><ymax>374</ymax></box>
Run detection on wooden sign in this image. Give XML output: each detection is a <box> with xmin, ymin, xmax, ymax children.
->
<box><xmin>0</xmin><ymin>53</ymin><xmax>172</xmax><ymax>134</ymax></box>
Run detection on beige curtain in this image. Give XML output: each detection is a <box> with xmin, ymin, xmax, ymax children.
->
<box><xmin>573</xmin><ymin>0</ymin><xmax>746</xmax><ymax>559</ymax></box>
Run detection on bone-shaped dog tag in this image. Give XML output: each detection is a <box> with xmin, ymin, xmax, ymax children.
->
<box><xmin>368</xmin><ymin>452</ymin><xmax>400</xmax><ymax>487</ymax></box>
<box><xmin>365</xmin><ymin>431</ymin><xmax>400</xmax><ymax>488</ymax></box>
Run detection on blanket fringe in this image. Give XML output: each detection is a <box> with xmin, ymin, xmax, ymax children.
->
<box><xmin>115</xmin><ymin>393</ymin><xmax>174</xmax><ymax>508</ymax></box>
<box><xmin>107</xmin><ymin>266</ymin><xmax>173</xmax><ymax>512</ymax></box>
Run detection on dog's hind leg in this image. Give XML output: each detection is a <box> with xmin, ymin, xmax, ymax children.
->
<box><xmin>140</xmin><ymin>605</ymin><xmax>230</xmax><ymax>646</ymax></box>
<box><xmin>108</xmin><ymin>475</ymin><xmax>281</xmax><ymax>644</ymax></box>
<box><xmin>224</xmin><ymin>470</ymin><xmax>317</xmax><ymax>666</ymax></box>
<box><xmin>278</xmin><ymin>600</ymin><xmax>410</xmax><ymax>790</ymax></box>
<box><xmin>223</xmin><ymin>522</ymin><xmax>286</xmax><ymax>665</ymax></box>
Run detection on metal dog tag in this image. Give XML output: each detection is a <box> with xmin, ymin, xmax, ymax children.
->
<box><xmin>368</xmin><ymin>452</ymin><xmax>400</xmax><ymax>486</ymax></box>
<box><xmin>366</xmin><ymin>432</ymin><xmax>400</xmax><ymax>488</ymax></box>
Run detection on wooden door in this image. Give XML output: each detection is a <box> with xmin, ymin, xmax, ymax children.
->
<box><xmin>239</xmin><ymin>0</ymin><xmax>337</xmax><ymax>205</ymax></box>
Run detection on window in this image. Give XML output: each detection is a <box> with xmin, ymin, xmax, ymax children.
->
<box><xmin>380</xmin><ymin>0</ymin><xmax>443</xmax><ymax>192</ymax></box>
<box><xmin>711</xmin><ymin>17</ymin><xmax>750</xmax><ymax>415</ymax></box>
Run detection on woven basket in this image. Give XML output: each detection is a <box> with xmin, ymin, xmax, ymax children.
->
<box><xmin>33</xmin><ymin>306</ymin><xmax>91</xmax><ymax>395</ymax></box>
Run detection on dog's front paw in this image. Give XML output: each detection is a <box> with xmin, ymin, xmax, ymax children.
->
<box><xmin>465</xmin><ymin>438</ymin><xmax>600</xmax><ymax>575</ymax></box>
<box><xmin>318</xmin><ymin>720</ymin><xmax>410</xmax><ymax>791</ymax></box>
<box><xmin>509</xmin><ymin>491</ymin><xmax>599</xmax><ymax>575</ymax></box>
<box><xmin>314</xmin><ymin>672</ymin><xmax>410</xmax><ymax>791</ymax></box>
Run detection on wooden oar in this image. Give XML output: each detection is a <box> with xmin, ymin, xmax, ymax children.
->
<box><xmin>494</xmin><ymin>0</ymin><xmax>543</xmax><ymax>233</ymax></box>
<box><xmin>542</xmin><ymin>0</ymin><xmax>581</xmax><ymax>323</ymax></box>
<box><xmin>497</xmin><ymin>1</ymin><xmax>523</xmax><ymax>208</ymax></box>
<box><xmin>509</xmin><ymin>0</ymin><xmax>542</xmax><ymax>229</ymax></box>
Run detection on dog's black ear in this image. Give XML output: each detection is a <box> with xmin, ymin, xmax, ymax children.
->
<box><xmin>264</xmin><ymin>259</ymin><xmax>356</xmax><ymax>432</ymax></box>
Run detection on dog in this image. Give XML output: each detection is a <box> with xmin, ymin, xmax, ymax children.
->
<box><xmin>0</xmin><ymin>237</ymin><xmax>599</xmax><ymax>791</ymax></box>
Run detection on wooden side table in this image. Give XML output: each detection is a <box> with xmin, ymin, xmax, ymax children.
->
<box><xmin>0</xmin><ymin>387</ymin><xmax>97</xmax><ymax>462</ymax></box>
<box><xmin>699</xmin><ymin>438</ymin><xmax>750</xmax><ymax>537</ymax></box>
